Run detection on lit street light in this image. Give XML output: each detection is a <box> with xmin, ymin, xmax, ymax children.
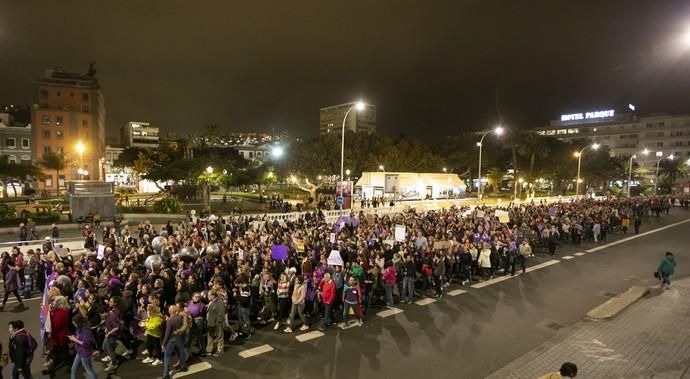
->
<box><xmin>76</xmin><ymin>141</ymin><xmax>86</xmax><ymax>179</ymax></box>
<box><xmin>627</xmin><ymin>148</ymin><xmax>649</xmax><ymax>197</ymax></box>
<box><xmin>575</xmin><ymin>143</ymin><xmax>600</xmax><ymax>197</ymax></box>
<box><xmin>442</xmin><ymin>167</ymin><xmax>447</xmax><ymax>173</ymax></box>
<box><xmin>477</xmin><ymin>126</ymin><xmax>504</xmax><ymax>201</ymax></box>
<box><xmin>654</xmin><ymin>153</ymin><xmax>674</xmax><ymax>195</ymax></box>
<box><xmin>271</xmin><ymin>145</ymin><xmax>284</xmax><ymax>158</ymax></box>
<box><xmin>378</xmin><ymin>164</ymin><xmax>385</xmax><ymax>172</ymax></box>
<box><xmin>339</xmin><ymin>101</ymin><xmax>366</xmax><ymax>216</ymax></box>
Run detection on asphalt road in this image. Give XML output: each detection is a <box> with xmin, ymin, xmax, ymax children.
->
<box><xmin>2</xmin><ymin>209</ymin><xmax>689</xmax><ymax>379</ymax></box>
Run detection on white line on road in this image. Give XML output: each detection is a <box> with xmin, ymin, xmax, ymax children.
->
<box><xmin>337</xmin><ymin>321</ymin><xmax>362</xmax><ymax>330</ymax></box>
<box><xmin>447</xmin><ymin>289</ymin><xmax>467</xmax><ymax>296</ymax></box>
<box><xmin>238</xmin><ymin>344</ymin><xmax>274</xmax><ymax>358</ymax></box>
<box><xmin>586</xmin><ymin>218</ymin><xmax>690</xmax><ymax>253</ymax></box>
<box><xmin>574</xmin><ymin>252</ymin><xmax>586</xmax><ymax>256</ymax></box>
<box><xmin>471</xmin><ymin>274</ymin><xmax>518</xmax><ymax>289</ymax></box>
<box><xmin>295</xmin><ymin>330</ymin><xmax>324</xmax><ymax>342</ymax></box>
<box><xmin>173</xmin><ymin>362</ymin><xmax>212</xmax><ymax>378</ymax></box>
<box><xmin>562</xmin><ymin>255</ymin><xmax>575</xmax><ymax>260</ymax></box>
<box><xmin>376</xmin><ymin>307</ymin><xmax>404</xmax><ymax>318</ymax></box>
<box><xmin>525</xmin><ymin>259</ymin><xmax>561</xmax><ymax>273</ymax></box>
<box><xmin>415</xmin><ymin>298</ymin><xmax>437</xmax><ymax>306</ymax></box>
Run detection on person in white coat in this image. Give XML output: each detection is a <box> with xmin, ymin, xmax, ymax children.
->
<box><xmin>478</xmin><ymin>243</ymin><xmax>492</xmax><ymax>281</ymax></box>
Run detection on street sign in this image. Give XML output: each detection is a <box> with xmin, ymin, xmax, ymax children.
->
<box><xmin>336</xmin><ymin>196</ymin><xmax>343</xmax><ymax>205</ymax></box>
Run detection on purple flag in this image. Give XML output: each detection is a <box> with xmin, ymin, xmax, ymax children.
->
<box><xmin>271</xmin><ymin>245</ymin><xmax>289</xmax><ymax>261</ymax></box>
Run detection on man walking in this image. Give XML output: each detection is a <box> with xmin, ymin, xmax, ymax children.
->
<box><xmin>205</xmin><ymin>290</ymin><xmax>225</xmax><ymax>356</ymax></box>
<box><xmin>8</xmin><ymin>320</ymin><xmax>35</xmax><ymax>379</ymax></box>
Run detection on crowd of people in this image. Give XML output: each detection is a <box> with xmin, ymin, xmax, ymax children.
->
<box><xmin>0</xmin><ymin>194</ymin><xmax>685</xmax><ymax>378</ymax></box>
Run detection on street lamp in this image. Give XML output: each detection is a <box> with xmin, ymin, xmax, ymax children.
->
<box><xmin>574</xmin><ymin>143</ymin><xmax>600</xmax><ymax>198</ymax></box>
<box><xmin>339</xmin><ymin>101</ymin><xmax>366</xmax><ymax>216</ymax></box>
<box><xmin>378</xmin><ymin>164</ymin><xmax>385</xmax><ymax>172</ymax></box>
<box><xmin>442</xmin><ymin>167</ymin><xmax>447</xmax><ymax>173</ymax></box>
<box><xmin>76</xmin><ymin>141</ymin><xmax>85</xmax><ymax>179</ymax></box>
<box><xmin>477</xmin><ymin>126</ymin><xmax>504</xmax><ymax>201</ymax></box>
<box><xmin>271</xmin><ymin>146</ymin><xmax>284</xmax><ymax>158</ymax></box>
<box><xmin>654</xmin><ymin>153</ymin><xmax>674</xmax><ymax>195</ymax></box>
<box><xmin>627</xmin><ymin>148</ymin><xmax>649</xmax><ymax>197</ymax></box>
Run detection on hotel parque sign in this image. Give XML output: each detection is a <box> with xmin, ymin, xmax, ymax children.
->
<box><xmin>560</xmin><ymin>109</ymin><xmax>615</xmax><ymax>122</ymax></box>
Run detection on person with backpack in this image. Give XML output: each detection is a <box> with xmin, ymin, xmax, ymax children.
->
<box><xmin>8</xmin><ymin>319</ymin><xmax>36</xmax><ymax>379</ymax></box>
<box><xmin>68</xmin><ymin>315</ymin><xmax>97</xmax><ymax>379</ymax></box>
<box><xmin>657</xmin><ymin>252</ymin><xmax>677</xmax><ymax>290</ymax></box>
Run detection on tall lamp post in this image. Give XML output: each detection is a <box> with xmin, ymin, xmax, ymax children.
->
<box><xmin>574</xmin><ymin>143</ymin><xmax>600</xmax><ymax>198</ymax></box>
<box><xmin>477</xmin><ymin>126</ymin><xmax>504</xmax><ymax>201</ymax></box>
<box><xmin>654</xmin><ymin>153</ymin><xmax>673</xmax><ymax>195</ymax></box>
<box><xmin>627</xmin><ymin>148</ymin><xmax>649</xmax><ymax>197</ymax></box>
<box><xmin>339</xmin><ymin>101</ymin><xmax>366</xmax><ymax>216</ymax></box>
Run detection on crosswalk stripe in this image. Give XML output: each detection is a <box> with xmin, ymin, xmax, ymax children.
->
<box><xmin>238</xmin><ymin>344</ymin><xmax>274</xmax><ymax>358</ymax></box>
<box><xmin>574</xmin><ymin>252</ymin><xmax>586</xmax><ymax>256</ymax></box>
<box><xmin>447</xmin><ymin>289</ymin><xmax>467</xmax><ymax>296</ymax></box>
<box><xmin>376</xmin><ymin>307</ymin><xmax>404</xmax><ymax>318</ymax></box>
<box><xmin>173</xmin><ymin>362</ymin><xmax>212</xmax><ymax>378</ymax></box>
<box><xmin>415</xmin><ymin>298</ymin><xmax>436</xmax><ymax>306</ymax></box>
<box><xmin>562</xmin><ymin>255</ymin><xmax>575</xmax><ymax>260</ymax></box>
<box><xmin>295</xmin><ymin>330</ymin><xmax>324</xmax><ymax>342</ymax></box>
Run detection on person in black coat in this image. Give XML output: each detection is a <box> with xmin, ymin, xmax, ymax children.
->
<box><xmin>8</xmin><ymin>320</ymin><xmax>32</xmax><ymax>379</ymax></box>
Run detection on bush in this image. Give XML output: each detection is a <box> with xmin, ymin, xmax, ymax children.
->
<box><xmin>153</xmin><ymin>198</ymin><xmax>183</xmax><ymax>214</ymax></box>
<box><xmin>0</xmin><ymin>204</ymin><xmax>13</xmax><ymax>219</ymax></box>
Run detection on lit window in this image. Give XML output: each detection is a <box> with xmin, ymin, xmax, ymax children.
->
<box><xmin>45</xmin><ymin>177</ymin><xmax>53</xmax><ymax>188</ymax></box>
<box><xmin>56</xmin><ymin>130</ymin><xmax>63</xmax><ymax>139</ymax></box>
<box><xmin>56</xmin><ymin>116</ymin><xmax>63</xmax><ymax>125</ymax></box>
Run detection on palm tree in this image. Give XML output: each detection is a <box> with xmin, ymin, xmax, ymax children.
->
<box><xmin>658</xmin><ymin>159</ymin><xmax>688</xmax><ymax>192</ymax></box>
<box><xmin>517</xmin><ymin>134</ymin><xmax>550</xmax><ymax>180</ymax></box>
<box><xmin>486</xmin><ymin>167</ymin><xmax>505</xmax><ymax>194</ymax></box>
<box><xmin>38</xmin><ymin>151</ymin><xmax>69</xmax><ymax>195</ymax></box>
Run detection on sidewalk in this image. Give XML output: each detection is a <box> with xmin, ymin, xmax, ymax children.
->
<box><xmin>487</xmin><ymin>277</ymin><xmax>690</xmax><ymax>379</ymax></box>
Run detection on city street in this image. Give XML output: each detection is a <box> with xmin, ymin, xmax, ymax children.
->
<box><xmin>2</xmin><ymin>209</ymin><xmax>687</xmax><ymax>379</ymax></box>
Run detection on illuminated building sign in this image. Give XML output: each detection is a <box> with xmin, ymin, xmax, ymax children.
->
<box><xmin>560</xmin><ymin>110</ymin><xmax>615</xmax><ymax>122</ymax></box>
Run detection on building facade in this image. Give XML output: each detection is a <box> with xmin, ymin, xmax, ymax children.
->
<box><xmin>319</xmin><ymin>102</ymin><xmax>377</xmax><ymax>136</ymax></box>
<box><xmin>32</xmin><ymin>67</ymin><xmax>106</xmax><ymax>189</ymax></box>
<box><xmin>534</xmin><ymin>110</ymin><xmax>690</xmax><ymax>171</ymax></box>
<box><xmin>0</xmin><ymin>113</ymin><xmax>32</xmax><ymax>164</ymax></box>
<box><xmin>121</xmin><ymin>121</ymin><xmax>159</xmax><ymax>148</ymax></box>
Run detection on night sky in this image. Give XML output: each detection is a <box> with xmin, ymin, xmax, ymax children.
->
<box><xmin>2</xmin><ymin>1</ymin><xmax>690</xmax><ymax>142</ymax></box>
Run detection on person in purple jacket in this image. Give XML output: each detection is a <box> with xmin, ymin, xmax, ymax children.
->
<box><xmin>69</xmin><ymin>315</ymin><xmax>97</xmax><ymax>379</ymax></box>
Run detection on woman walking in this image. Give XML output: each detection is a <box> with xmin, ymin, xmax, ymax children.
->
<box><xmin>657</xmin><ymin>252</ymin><xmax>676</xmax><ymax>289</ymax></box>
<box><xmin>69</xmin><ymin>315</ymin><xmax>97</xmax><ymax>379</ymax></box>
<box><xmin>284</xmin><ymin>276</ymin><xmax>308</xmax><ymax>333</ymax></box>
<box><xmin>0</xmin><ymin>256</ymin><xmax>24</xmax><ymax>311</ymax></box>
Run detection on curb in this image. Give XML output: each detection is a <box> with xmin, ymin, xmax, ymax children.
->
<box><xmin>585</xmin><ymin>286</ymin><xmax>649</xmax><ymax>321</ymax></box>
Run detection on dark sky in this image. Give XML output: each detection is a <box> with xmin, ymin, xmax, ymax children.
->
<box><xmin>2</xmin><ymin>1</ymin><xmax>690</xmax><ymax>142</ymax></box>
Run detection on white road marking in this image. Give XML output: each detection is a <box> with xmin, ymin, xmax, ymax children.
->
<box><xmin>173</xmin><ymin>362</ymin><xmax>212</xmax><ymax>378</ymax></box>
<box><xmin>586</xmin><ymin>218</ymin><xmax>690</xmax><ymax>253</ymax></box>
<box><xmin>337</xmin><ymin>321</ymin><xmax>362</xmax><ymax>330</ymax></box>
<box><xmin>376</xmin><ymin>307</ymin><xmax>404</xmax><ymax>318</ymax></box>
<box><xmin>295</xmin><ymin>330</ymin><xmax>324</xmax><ymax>342</ymax></box>
<box><xmin>447</xmin><ymin>289</ymin><xmax>467</xmax><ymax>296</ymax></box>
<box><xmin>238</xmin><ymin>344</ymin><xmax>274</xmax><ymax>358</ymax></box>
<box><xmin>562</xmin><ymin>255</ymin><xmax>575</xmax><ymax>260</ymax></box>
<box><xmin>415</xmin><ymin>298</ymin><xmax>437</xmax><ymax>306</ymax></box>
<box><xmin>471</xmin><ymin>274</ymin><xmax>517</xmax><ymax>289</ymax></box>
<box><xmin>574</xmin><ymin>252</ymin><xmax>586</xmax><ymax>256</ymax></box>
<box><xmin>525</xmin><ymin>259</ymin><xmax>561</xmax><ymax>273</ymax></box>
